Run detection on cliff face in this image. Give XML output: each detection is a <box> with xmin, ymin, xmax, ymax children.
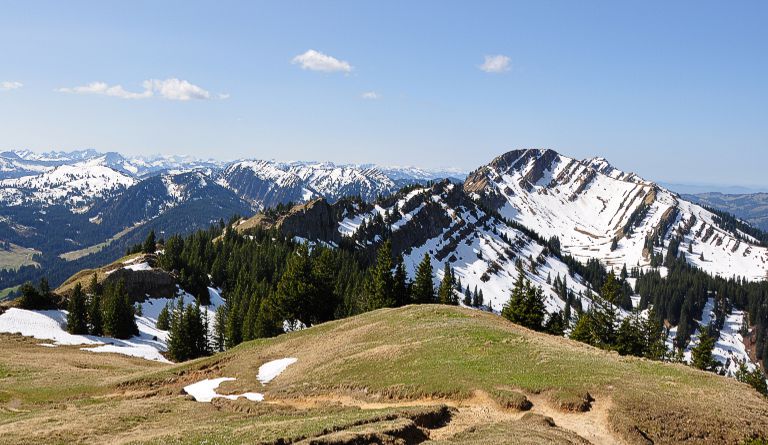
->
<box><xmin>278</xmin><ymin>199</ymin><xmax>344</xmax><ymax>244</ymax></box>
<box><xmin>103</xmin><ymin>268</ymin><xmax>177</xmax><ymax>301</ymax></box>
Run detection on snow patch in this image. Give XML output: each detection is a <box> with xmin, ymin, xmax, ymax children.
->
<box><xmin>183</xmin><ymin>377</ymin><xmax>264</xmax><ymax>403</ymax></box>
<box><xmin>258</xmin><ymin>358</ymin><xmax>298</xmax><ymax>385</ymax></box>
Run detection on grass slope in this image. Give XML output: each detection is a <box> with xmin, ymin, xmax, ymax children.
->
<box><xmin>2</xmin><ymin>305</ymin><xmax>768</xmax><ymax>444</ymax></box>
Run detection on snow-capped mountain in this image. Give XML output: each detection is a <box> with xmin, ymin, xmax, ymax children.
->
<box><xmin>236</xmin><ymin>180</ymin><xmax>598</xmax><ymax>315</ymax></box>
<box><xmin>219</xmin><ymin>160</ymin><xmax>407</xmax><ymax>209</ymax></box>
<box><xmin>0</xmin><ymin>149</ymin><xmax>223</xmax><ymax>180</ymax></box>
<box><xmin>0</xmin><ymin>161</ymin><xmax>136</xmax><ymax>209</ymax></box>
<box><xmin>464</xmin><ymin>149</ymin><xmax>768</xmax><ymax>281</ymax></box>
<box><xmin>0</xmin><ymin>149</ymin><xmax>461</xmax><ymax>212</ymax></box>
<box><xmin>89</xmin><ymin>170</ymin><xmax>253</xmax><ymax>228</ymax></box>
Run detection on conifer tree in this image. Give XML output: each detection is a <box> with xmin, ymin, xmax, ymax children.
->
<box><xmin>472</xmin><ymin>286</ymin><xmax>483</xmax><ymax>308</ymax></box>
<box><xmin>412</xmin><ymin>253</ymin><xmax>435</xmax><ymax>304</ymax></box>
<box><xmin>167</xmin><ymin>298</ymin><xmax>189</xmax><ymax>361</ymax></box>
<box><xmin>692</xmin><ymin>326</ymin><xmax>718</xmax><ymax>372</ymax></box>
<box><xmin>643</xmin><ymin>306</ymin><xmax>667</xmax><ymax>360</ymax></box>
<box><xmin>143</xmin><ymin>230</ymin><xmax>156</xmax><ymax>254</ymax></box>
<box><xmin>437</xmin><ymin>263</ymin><xmax>456</xmax><ymax>305</ymax></box>
<box><xmin>502</xmin><ymin>266</ymin><xmax>545</xmax><ymax>331</ymax></box>
<box><xmin>254</xmin><ymin>293</ymin><xmax>284</xmax><ymax>338</ymax></box>
<box><xmin>463</xmin><ymin>290</ymin><xmax>472</xmax><ymax>307</ymax></box>
<box><xmin>88</xmin><ymin>273</ymin><xmax>101</xmax><ymax>297</ymax></box>
<box><xmin>213</xmin><ymin>303</ymin><xmax>227</xmax><ymax>352</ymax></box>
<box><xmin>545</xmin><ymin>311</ymin><xmax>566</xmax><ymax>336</ymax></box>
<box><xmin>615</xmin><ymin>313</ymin><xmax>645</xmax><ymax>356</ymax></box>
<box><xmin>66</xmin><ymin>284</ymin><xmax>89</xmax><ymax>335</ymax></box>
<box><xmin>735</xmin><ymin>361</ymin><xmax>768</xmax><ymax>396</ymax></box>
<box><xmin>367</xmin><ymin>240</ymin><xmax>395</xmax><ymax>310</ymax></box>
<box><xmin>157</xmin><ymin>302</ymin><xmax>171</xmax><ymax>331</ymax></box>
<box><xmin>393</xmin><ymin>257</ymin><xmax>410</xmax><ymax>307</ymax></box>
<box><xmin>276</xmin><ymin>243</ymin><xmax>318</xmax><ymax>326</ymax></box>
<box><xmin>88</xmin><ymin>293</ymin><xmax>103</xmax><ymax>336</ymax></box>
<box><xmin>102</xmin><ymin>280</ymin><xmax>138</xmax><ymax>339</ymax></box>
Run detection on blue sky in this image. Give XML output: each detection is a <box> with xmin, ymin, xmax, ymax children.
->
<box><xmin>0</xmin><ymin>1</ymin><xmax>766</xmax><ymax>187</ymax></box>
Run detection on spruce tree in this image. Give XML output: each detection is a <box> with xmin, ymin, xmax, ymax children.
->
<box><xmin>102</xmin><ymin>280</ymin><xmax>138</xmax><ymax>339</ymax></box>
<box><xmin>463</xmin><ymin>290</ymin><xmax>472</xmax><ymax>307</ymax></box>
<box><xmin>692</xmin><ymin>326</ymin><xmax>718</xmax><ymax>372</ymax></box>
<box><xmin>367</xmin><ymin>240</ymin><xmax>395</xmax><ymax>310</ymax></box>
<box><xmin>615</xmin><ymin>313</ymin><xmax>645</xmax><ymax>356</ymax></box>
<box><xmin>157</xmin><ymin>302</ymin><xmax>171</xmax><ymax>331</ymax></box>
<box><xmin>393</xmin><ymin>257</ymin><xmax>410</xmax><ymax>307</ymax></box>
<box><xmin>66</xmin><ymin>284</ymin><xmax>89</xmax><ymax>335</ymax></box>
<box><xmin>437</xmin><ymin>263</ymin><xmax>456</xmax><ymax>305</ymax></box>
<box><xmin>412</xmin><ymin>253</ymin><xmax>435</xmax><ymax>304</ymax></box>
<box><xmin>143</xmin><ymin>230</ymin><xmax>156</xmax><ymax>254</ymax></box>
<box><xmin>735</xmin><ymin>361</ymin><xmax>768</xmax><ymax>396</ymax></box>
<box><xmin>643</xmin><ymin>306</ymin><xmax>667</xmax><ymax>360</ymax></box>
<box><xmin>545</xmin><ymin>311</ymin><xmax>566</xmax><ymax>336</ymax></box>
<box><xmin>276</xmin><ymin>243</ymin><xmax>318</xmax><ymax>326</ymax></box>
<box><xmin>472</xmin><ymin>286</ymin><xmax>483</xmax><ymax>308</ymax></box>
<box><xmin>502</xmin><ymin>266</ymin><xmax>545</xmax><ymax>331</ymax></box>
<box><xmin>213</xmin><ymin>304</ymin><xmax>227</xmax><ymax>352</ymax></box>
<box><xmin>88</xmin><ymin>293</ymin><xmax>103</xmax><ymax>336</ymax></box>
<box><xmin>167</xmin><ymin>298</ymin><xmax>189</xmax><ymax>361</ymax></box>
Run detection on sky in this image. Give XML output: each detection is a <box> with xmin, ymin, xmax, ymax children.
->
<box><xmin>0</xmin><ymin>1</ymin><xmax>766</xmax><ymax>187</ymax></box>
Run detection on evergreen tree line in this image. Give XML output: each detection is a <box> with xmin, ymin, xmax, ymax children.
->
<box><xmin>150</xmin><ymin>224</ymin><xmax>465</xmax><ymax>354</ymax></box>
<box><xmin>64</xmin><ymin>274</ymin><xmax>138</xmax><ymax>339</ymax></box>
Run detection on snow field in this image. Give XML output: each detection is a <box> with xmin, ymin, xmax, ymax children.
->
<box><xmin>185</xmin><ymin>358</ymin><xmax>298</xmax><ymax>402</ymax></box>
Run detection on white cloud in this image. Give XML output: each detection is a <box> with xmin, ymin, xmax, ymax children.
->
<box><xmin>0</xmin><ymin>81</ymin><xmax>23</xmax><ymax>91</ymax></box>
<box><xmin>479</xmin><ymin>54</ymin><xmax>511</xmax><ymax>73</ymax></box>
<box><xmin>143</xmin><ymin>78</ymin><xmax>211</xmax><ymax>101</ymax></box>
<box><xmin>361</xmin><ymin>91</ymin><xmax>380</xmax><ymax>100</ymax></box>
<box><xmin>57</xmin><ymin>78</ymin><xmax>222</xmax><ymax>101</ymax></box>
<box><xmin>57</xmin><ymin>82</ymin><xmax>152</xmax><ymax>99</ymax></box>
<box><xmin>292</xmin><ymin>49</ymin><xmax>352</xmax><ymax>73</ymax></box>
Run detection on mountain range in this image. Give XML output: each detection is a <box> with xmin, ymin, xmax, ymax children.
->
<box><xmin>0</xmin><ymin>149</ymin><xmax>465</xmax><ymax>289</ymax></box>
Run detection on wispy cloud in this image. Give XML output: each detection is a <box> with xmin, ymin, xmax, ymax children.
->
<box><xmin>292</xmin><ymin>49</ymin><xmax>352</xmax><ymax>73</ymax></box>
<box><xmin>0</xmin><ymin>81</ymin><xmax>23</xmax><ymax>91</ymax></box>
<box><xmin>57</xmin><ymin>78</ymin><xmax>226</xmax><ymax>101</ymax></box>
<box><xmin>479</xmin><ymin>55</ymin><xmax>511</xmax><ymax>73</ymax></box>
<box><xmin>361</xmin><ymin>91</ymin><xmax>380</xmax><ymax>100</ymax></box>
<box><xmin>57</xmin><ymin>82</ymin><xmax>152</xmax><ymax>99</ymax></box>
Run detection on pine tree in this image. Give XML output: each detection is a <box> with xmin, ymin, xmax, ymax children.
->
<box><xmin>87</xmin><ymin>273</ymin><xmax>101</xmax><ymax>297</ymax></box>
<box><xmin>143</xmin><ymin>230</ymin><xmax>156</xmax><ymax>254</ymax></box>
<box><xmin>102</xmin><ymin>280</ymin><xmax>138</xmax><ymax>339</ymax></box>
<box><xmin>254</xmin><ymin>293</ymin><xmax>284</xmax><ymax>338</ymax></box>
<box><xmin>437</xmin><ymin>263</ymin><xmax>456</xmax><ymax>305</ymax></box>
<box><xmin>157</xmin><ymin>302</ymin><xmax>171</xmax><ymax>331</ymax></box>
<box><xmin>501</xmin><ymin>266</ymin><xmax>545</xmax><ymax>331</ymax></box>
<box><xmin>88</xmin><ymin>293</ymin><xmax>103</xmax><ymax>336</ymax></box>
<box><xmin>615</xmin><ymin>313</ymin><xmax>645</xmax><ymax>356</ymax></box>
<box><xmin>393</xmin><ymin>256</ymin><xmax>410</xmax><ymax>307</ymax></box>
<box><xmin>213</xmin><ymin>303</ymin><xmax>227</xmax><ymax>352</ymax></box>
<box><xmin>735</xmin><ymin>361</ymin><xmax>768</xmax><ymax>396</ymax></box>
<box><xmin>462</xmin><ymin>289</ymin><xmax>472</xmax><ymax>307</ymax></box>
<box><xmin>167</xmin><ymin>298</ymin><xmax>189</xmax><ymax>361</ymax></box>
<box><xmin>276</xmin><ymin>243</ymin><xmax>318</xmax><ymax>326</ymax></box>
<box><xmin>692</xmin><ymin>326</ymin><xmax>718</xmax><ymax>372</ymax></box>
<box><xmin>367</xmin><ymin>240</ymin><xmax>395</xmax><ymax>310</ymax></box>
<box><xmin>66</xmin><ymin>284</ymin><xmax>89</xmax><ymax>335</ymax></box>
<box><xmin>472</xmin><ymin>287</ymin><xmax>483</xmax><ymax>308</ymax></box>
<box><xmin>643</xmin><ymin>306</ymin><xmax>667</xmax><ymax>360</ymax></box>
<box><xmin>570</xmin><ymin>312</ymin><xmax>594</xmax><ymax>344</ymax></box>
<box><xmin>545</xmin><ymin>311</ymin><xmax>566</xmax><ymax>336</ymax></box>
<box><xmin>412</xmin><ymin>253</ymin><xmax>435</xmax><ymax>304</ymax></box>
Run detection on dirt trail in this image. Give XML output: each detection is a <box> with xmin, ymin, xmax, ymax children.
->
<box><xmin>268</xmin><ymin>390</ymin><xmax>627</xmax><ymax>445</ymax></box>
<box><xmin>526</xmin><ymin>393</ymin><xmax>626</xmax><ymax>445</ymax></box>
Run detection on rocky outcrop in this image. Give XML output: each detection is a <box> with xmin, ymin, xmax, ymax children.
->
<box><xmin>103</xmin><ymin>268</ymin><xmax>177</xmax><ymax>301</ymax></box>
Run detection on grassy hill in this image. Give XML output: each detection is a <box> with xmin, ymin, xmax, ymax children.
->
<box><xmin>1</xmin><ymin>305</ymin><xmax>767</xmax><ymax>444</ymax></box>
